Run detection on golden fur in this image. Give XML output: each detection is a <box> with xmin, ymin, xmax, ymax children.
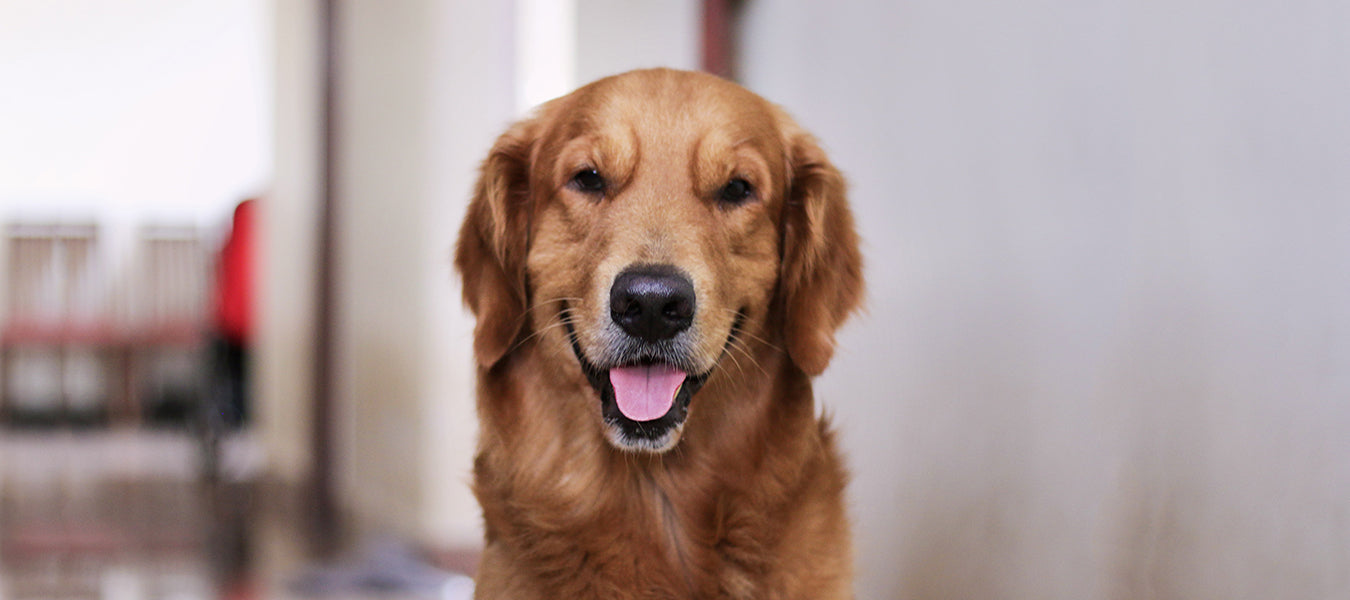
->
<box><xmin>455</xmin><ymin>68</ymin><xmax>863</xmax><ymax>599</ymax></box>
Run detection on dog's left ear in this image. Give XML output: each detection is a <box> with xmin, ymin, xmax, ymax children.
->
<box><xmin>779</xmin><ymin>125</ymin><xmax>864</xmax><ymax>376</ymax></box>
<box><xmin>455</xmin><ymin>117</ymin><xmax>539</xmax><ymax>369</ymax></box>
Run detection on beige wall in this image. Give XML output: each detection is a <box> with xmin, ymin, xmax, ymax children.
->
<box><xmin>574</xmin><ymin>0</ymin><xmax>700</xmax><ymax>85</ymax></box>
<box><xmin>329</xmin><ymin>0</ymin><xmax>514</xmax><ymax>546</ymax></box>
<box><xmin>740</xmin><ymin>1</ymin><xmax>1350</xmax><ymax>598</ymax></box>
<box><xmin>262</xmin><ymin>0</ymin><xmax>320</xmax><ymax>485</ymax></box>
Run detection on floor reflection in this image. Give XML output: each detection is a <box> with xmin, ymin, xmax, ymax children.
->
<box><xmin>0</xmin><ymin>432</ymin><xmax>470</xmax><ymax>600</ymax></box>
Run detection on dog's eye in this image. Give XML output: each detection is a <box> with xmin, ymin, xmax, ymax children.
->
<box><xmin>571</xmin><ymin>169</ymin><xmax>606</xmax><ymax>194</ymax></box>
<box><xmin>718</xmin><ymin>178</ymin><xmax>754</xmax><ymax>205</ymax></box>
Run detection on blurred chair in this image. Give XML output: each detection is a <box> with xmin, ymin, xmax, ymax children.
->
<box><xmin>1</xmin><ymin>223</ymin><xmax>117</xmax><ymax>426</ymax></box>
<box><xmin>130</xmin><ymin>225</ymin><xmax>211</xmax><ymax>427</ymax></box>
<box><xmin>0</xmin><ymin>221</ymin><xmax>216</xmax><ymax>429</ymax></box>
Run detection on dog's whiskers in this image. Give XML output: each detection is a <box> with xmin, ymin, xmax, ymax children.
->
<box><xmin>503</xmin><ymin>296</ymin><xmax>584</xmax><ymax>330</ymax></box>
<box><xmin>502</xmin><ymin>298</ymin><xmax>586</xmax><ymax>356</ymax></box>
<box><xmin>720</xmin><ymin>345</ymin><xmax>749</xmax><ymax>378</ymax></box>
<box><xmin>511</xmin><ymin>297</ymin><xmax>773</xmax><ymax>380</ymax></box>
<box><xmin>725</xmin><ymin>336</ymin><xmax>768</xmax><ymax>378</ymax></box>
<box><xmin>527</xmin><ymin>296</ymin><xmax>584</xmax><ymax>313</ymax></box>
<box><xmin>511</xmin><ymin>319</ymin><xmax>570</xmax><ymax>349</ymax></box>
<box><xmin>711</xmin><ymin>307</ymin><xmax>783</xmax><ymax>353</ymax></box>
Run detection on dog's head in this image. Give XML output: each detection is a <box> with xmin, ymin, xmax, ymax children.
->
<box><xmin>456</xmin><ymin>69</ymin><xmax>862</xmax><ymax>452</ymax></box>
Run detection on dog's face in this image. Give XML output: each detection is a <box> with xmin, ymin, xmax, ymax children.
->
<box><xmin>457</xmin><ymin>69</ymin><xmax>861</xmax><ymax>453</ymax></box>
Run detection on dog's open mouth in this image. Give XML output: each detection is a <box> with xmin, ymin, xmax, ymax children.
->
<box><xmin>608</xmin><ymin>363</ymin><xmax>689</xmax><ymax>422</ymax></box>
<box><xmin>593</xmin><ymin>359</ymin><xmax>709</xmax><ymax>448</ymax></box>
<box><xmin>562</xmin><ymin>305</ymin><xmax>742</xmax><ymax>451</ymax></box>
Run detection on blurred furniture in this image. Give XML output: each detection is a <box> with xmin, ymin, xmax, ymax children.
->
<box><xmin>130</xmin><ymin>226</ymin><xmax>212</xmax><ymax>426</ymax></box>
<box><xmin>1</xmin><ymin>222</ymin><xmax>211</xmax><ymax>427</ymax></box>
<box><xmin>1</xmin><ymin>224</ymin><xmax>116</xmax><ymax>425</ymax></box>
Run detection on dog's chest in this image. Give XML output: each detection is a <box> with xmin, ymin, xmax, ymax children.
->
<box><xmin>508</xmin><ymin>468</ymin><xmax>763</xmax><ymax>599</ymax></box>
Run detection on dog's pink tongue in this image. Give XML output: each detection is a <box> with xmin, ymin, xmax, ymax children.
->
<box><xmin>609</xmin><ymin>365</ymin><xmax>686</xmax><ymax>422</ymax></box>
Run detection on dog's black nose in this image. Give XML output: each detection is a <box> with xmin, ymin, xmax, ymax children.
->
<box><xmin>610</xmin><ymin>265</ymin><xmax>695</xmax><ymax>342</ymax></box>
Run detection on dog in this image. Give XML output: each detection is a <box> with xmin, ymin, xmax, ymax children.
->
<box><xmin>455</xmin><ymin>68</ymin><xmax>863</xmax><ymax>600</ymax></box>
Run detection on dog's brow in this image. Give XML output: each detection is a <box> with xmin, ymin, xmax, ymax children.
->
<box><xmin>627</xmin><ymin>121</ymin><xmax>641</xmax><ymax>168</ymax></box>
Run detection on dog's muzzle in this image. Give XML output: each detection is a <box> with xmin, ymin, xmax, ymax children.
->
<box><xmin>562</xmin><ymin>264</ymin><xmax>711</xmax><ymax>451</ymax></box>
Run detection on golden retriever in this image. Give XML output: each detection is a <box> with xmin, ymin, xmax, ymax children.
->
<box><xmin>455</xmin><ymin>68</ymin><xmax>863</xmax><ymax>600</ymax></box>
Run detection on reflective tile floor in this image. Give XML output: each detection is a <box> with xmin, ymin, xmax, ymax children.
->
<box><xmin>0</xmin><ymin>431</ymin><xmax>472</xmax><ymax>600</ymax></box>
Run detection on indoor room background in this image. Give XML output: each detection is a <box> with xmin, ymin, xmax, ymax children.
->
<box><xmin>1</xmin><ymin>1</ymin><xmax>1347</xmax><ymax>599</ymax></box>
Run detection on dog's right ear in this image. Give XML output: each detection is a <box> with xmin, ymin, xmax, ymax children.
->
<box><xmin>455</xmin><ymin>118</ymin><xmax>539</xmax><ymax>369</ymax></box>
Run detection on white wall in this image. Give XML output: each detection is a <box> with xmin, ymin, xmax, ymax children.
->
<box><xmin>263</xmin><ymin>0</ymin><xmax>320</xmax><ymax>484</ymax></box>
<box><xmin>517</xmin><ymin>0</ymin><xmax>701</xmax><ymax>111</ymax></box>
<box><xmin>740</xmin><ymin>1</ymin><xmax>1350</xmax><ymax>599</ymax></box>
<box><xmin>574</xmin><ymin>0</ymin><xmax>700</xmax><ymax>84</ymax></box>
<box><xmin>0</xmin><ymin>0</ymin><xmax>270</xmax><ymax>232</ymax></box>
<box><xmin>328</xmin><ymin>0</ymin><xmax>515</xmax><ymax>547</ymax></box>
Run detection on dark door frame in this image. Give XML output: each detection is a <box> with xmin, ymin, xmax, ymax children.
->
<box><xmin>311</xmin><ymin>0</ymin><xmax>340</xmax><ymax>551</ymax></box>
